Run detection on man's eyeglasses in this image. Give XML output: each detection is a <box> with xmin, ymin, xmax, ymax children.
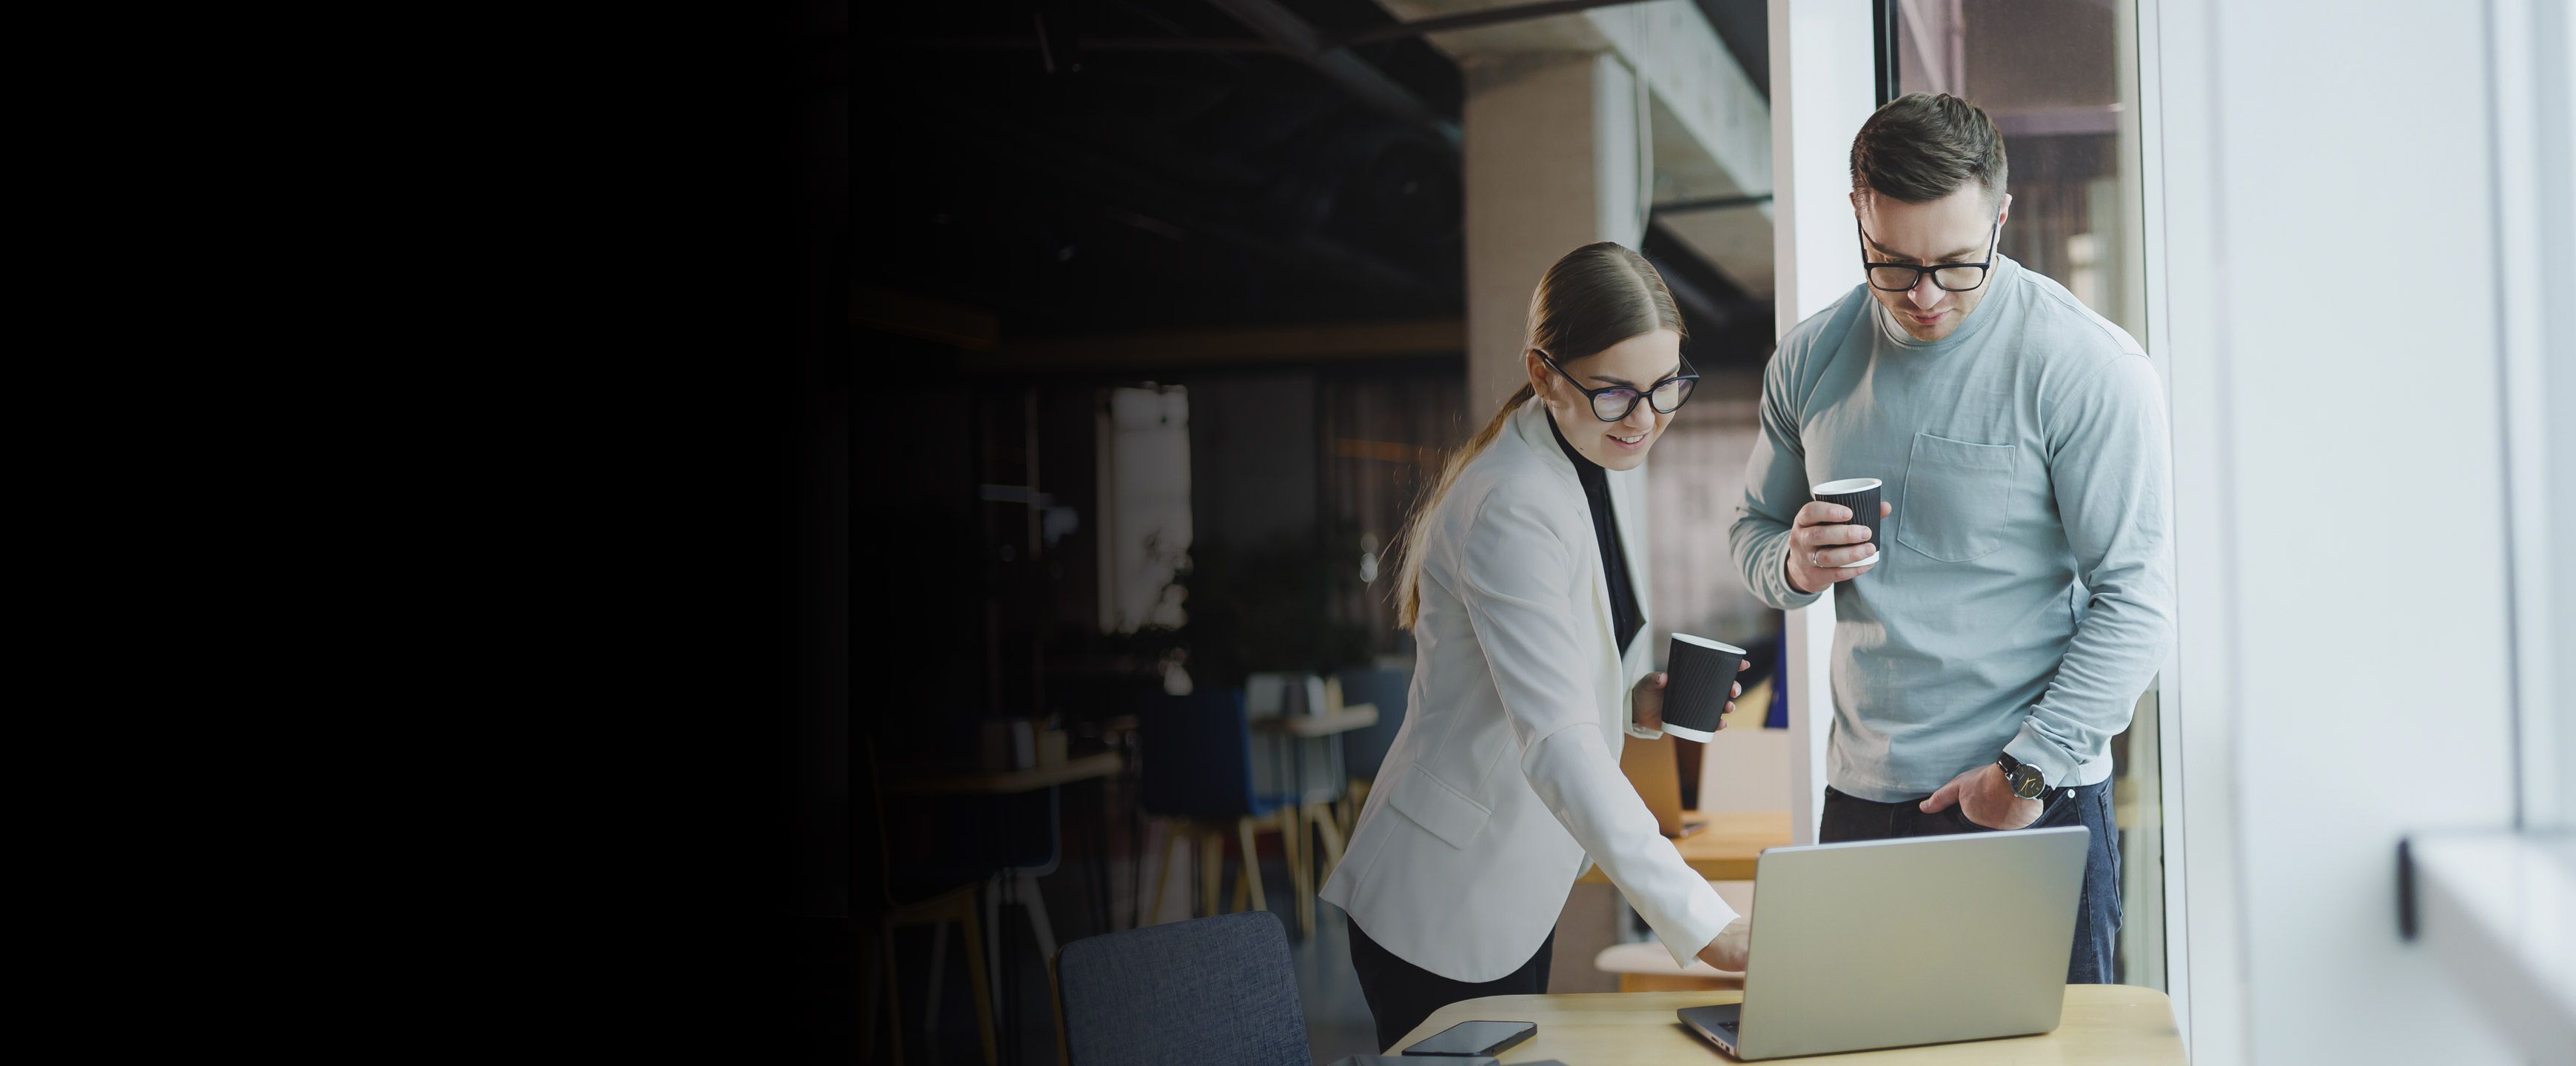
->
<box><xmin>1858</xmin><ymin>218</ymin><xmax>2002</xmax><ymax>292</ymax></box>
<box><xmin>1534</xmin><ymin>349</ymin><xmax>1699</xmax><ymax>422</ymax></box>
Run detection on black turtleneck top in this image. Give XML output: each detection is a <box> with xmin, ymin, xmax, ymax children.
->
<box><xmin>1547</xmin><ymin>409</ymin><xmax>1645</xmax><ymax>653</ymax></box>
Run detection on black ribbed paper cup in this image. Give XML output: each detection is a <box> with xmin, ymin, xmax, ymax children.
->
<box><xmin>1662</xmin><ymin>633</ymin><xmax>1747</xmax><ymax>742</ymax></box>
<box><xmin>1812</xmin><ymin>477</ymin><xmax>1883</xmax><ymax>569</ymax></box>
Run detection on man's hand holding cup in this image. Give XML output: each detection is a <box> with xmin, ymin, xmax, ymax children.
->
<box><xmin>1786</xmin><ymin>497</ymin><xmax>1894</xmax><ymax>594</ymax></box>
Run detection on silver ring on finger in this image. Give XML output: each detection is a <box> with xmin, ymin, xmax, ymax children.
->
<box><xmin>1811</xmin><ymin>551</ymin><xmax>1820</xmax><ymax>567</ymax></box>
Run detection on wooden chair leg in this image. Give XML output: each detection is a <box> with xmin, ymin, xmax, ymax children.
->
<box><xmin>1284</xmin><ymin>808</ymin><xmax>1314</xmax><ymax>938</ymax></box>
<box><xmin>1308</xmin><ymin>801</ymin><xmax>1347</xmax><ymax>884</ymax></box>
<box><xmin>1340</xmin><ymin>780</ymin><xmax>1370</xmax><ymax>841</ymax></box>
<box><xmin>954</xmin><ymin>897</ymin><xmax>999</xmax><ymax>1066</ymax></box>
<box><xmin>1272</xmin><ymin>807</ymin><xmax>1304</xmax><ymax>933</ymax></box>
<box><xmin>1047</xmin><ymin>953</ymin><xmax>1072</xmax><ymax>1066</ymax></box>
<box><xmin>1199</xmin><ymin>830</ymin><xmax>1224</xmax><ymax>917</ymax></box>
<box><xmin>1148</xmin><ymin>824</ymin><xmax>1187</xmax><ymax>925</ymax></box>
<box><xmin>1235</xmin><ymin>816</ymin><xmax>1268</xmax><ymax>914</ymax></box>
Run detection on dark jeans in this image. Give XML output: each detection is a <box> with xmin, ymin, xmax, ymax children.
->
<box><xmin>1346</xmin><ymin>918</ymin><xmax>1554</xmax><ymax>1053</ymax></box>
<box><xmin>1819</xmin><ymin>778</ymin><xmax>2122</xmax><ymax>984</ymax></box>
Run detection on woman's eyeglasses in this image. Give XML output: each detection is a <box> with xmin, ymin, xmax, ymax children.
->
<box><xmin>1534</xmin><ymin>349</ymin><xmax>1699</xmax><ymax>422</ymax></box>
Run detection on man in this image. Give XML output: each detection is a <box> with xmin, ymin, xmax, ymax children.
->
<box><xmin>1728</xmin><ymin>93</ymin><xmax>2173</xmax><ymax>983</ymax></box>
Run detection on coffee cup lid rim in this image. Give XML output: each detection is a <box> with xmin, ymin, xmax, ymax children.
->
<box><xmin>1671</xmin><ymin>632</ymin><xmax>1747</xmax><ymax>654</ymax></box>
<box><xmin>1813</xmin><ymin>477</ymin><xmax>1882</xmax><ymax>495</ymax></box>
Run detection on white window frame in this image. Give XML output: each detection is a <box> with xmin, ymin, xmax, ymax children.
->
<box><xmin>2138</xmin><ymin>0</ymin><xmax>2575</xmax><ymax>1059</ymax></box>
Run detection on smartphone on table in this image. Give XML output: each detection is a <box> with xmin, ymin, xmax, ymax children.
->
<box><xmin>1327</xmin><ymin>1057</ymin><xmax>1496</xmax><ymax>1066</ymax></box>
<box><xmin>1401</xmin><ymin>1019</ymin><xmax>1537</xmax><ymax>1056</ymax></box>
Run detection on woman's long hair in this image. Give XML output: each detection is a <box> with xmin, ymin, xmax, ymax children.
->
<box><xmin>1393</xmin><ymin>241</ymin><xmax>1688</xmax><ymax>628</ymax></box>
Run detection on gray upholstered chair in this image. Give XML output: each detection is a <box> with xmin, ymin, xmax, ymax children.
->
<box><xmin>1053</xmin><ymin>911</ymin><xmax>1310</xmax><ymax>1066</ymax></box>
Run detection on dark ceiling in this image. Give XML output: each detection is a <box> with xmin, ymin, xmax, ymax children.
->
<box><xmin>858</xmin><ymin>0</ymin><xmax>1774</xmax><ymax>361</ymax></box>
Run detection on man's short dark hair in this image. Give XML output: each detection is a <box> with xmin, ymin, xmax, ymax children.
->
<box><xmin>1849</xmin><ymin>92</ymin><xmax>2009</xmax><ymax>204</ymax></box>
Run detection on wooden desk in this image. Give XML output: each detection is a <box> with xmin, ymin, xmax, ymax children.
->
<box><xmin>1394</xmin><ymin>985</ymin><xmax>2186</xmax><ymax>1064</ymax></box>
<box><xmin>1252</xmin><ymin>704</ymin><xmax>1378</xmax><ymax>737</ymax></box>
<box><xmin>882</xmin><ymin>751</ymin><xmax>1122</xmax><ymax>795</ymax></box>
<box><xmin>1577</xmin><ymin>809</ymin><xmax>1793</xmax><ymax>884</ymax></box>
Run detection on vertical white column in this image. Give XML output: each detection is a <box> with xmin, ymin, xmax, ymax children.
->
<box><xmin>1767</xmin><ymin>0</ymin><xmax>1877</xmax><ymax>845</ymax></box>
<box><xmin>1461</xmin><ymin>51</ymin><xmax>1643</xmax><ymax>416</ymax></box>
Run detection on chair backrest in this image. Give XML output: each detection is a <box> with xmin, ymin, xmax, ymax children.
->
<box><xmin>1056</xmin><ymin>911</ymin><xmax>1310</xmax><ymax>1066</ymax></box>
<box><xmin>1333</xmin><ymin>667</ymin><xmax>1411</xmax><ymax>782</ymax></box>
<box><xmin>1136</xmin><ymin>690</ymin><xmax>1256</xmax><ymax>820</ymax></box>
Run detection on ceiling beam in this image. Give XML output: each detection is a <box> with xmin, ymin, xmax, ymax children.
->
<box><xmin>1330</xmin><ymin>0</ymin><xmax>1651</xmax><ymax>49</ymax></box>
<box><xmin>854</xmin><ymin>285</ymin><xmax>1001</xmax><ymax>352</ymax></box>
<box><xmin>967</xmin><ymin>318</ymin><xmax>1464</xmax><ymax>372</ymax></box>
<box><xmin>893</xmin><ymin>102</ymin><xmax>1438</xmax><ymax>296</ymax></box>
<box><xmin>1202</xmin><ymin>0</ymin><xmax>1462</xmax><ymax>144</ymax></box>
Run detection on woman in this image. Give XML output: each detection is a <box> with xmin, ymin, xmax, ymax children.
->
<box><xmin>1318</xmin><ymin>242</ymin><xmax>1754</xmax><ymax>1049</ymax></box>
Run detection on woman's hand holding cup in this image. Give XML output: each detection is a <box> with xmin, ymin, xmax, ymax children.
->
<box><xmin>1632</xmin><ymin>660</ymin><xmax>1751</xmax><ymax>734</ymax></box>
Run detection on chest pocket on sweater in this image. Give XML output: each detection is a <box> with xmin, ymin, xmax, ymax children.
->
<box><xmin>1896</xmin><ymin>431</ymin><xmax>2020</xmax><ymax>563</ymax></box>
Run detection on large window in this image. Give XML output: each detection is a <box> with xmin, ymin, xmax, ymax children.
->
<box><xmin>1894</xmin><ymin>0</ymin><xmax>2164</xmax><ymax>989</ymax></box>
<box><xmin>1098</xmin><ymin>386</ymin><xmax>1192</xmax><ymax>637</ymax></box>
<box><xmin>1894</xmin><ymin>0</ymin><xmax>2145</xmax><ymax>341</ymax></box>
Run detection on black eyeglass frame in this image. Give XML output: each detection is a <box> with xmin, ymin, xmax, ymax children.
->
<box><xmin>1856</xmin><ymin>218</ymin><xmax>2002</xmax><ymax>292</ymax></box>
<box><xmin>1532</xmin><ymin>348</ymin><xmax>1701</xmax><ymax>423</ymax></box>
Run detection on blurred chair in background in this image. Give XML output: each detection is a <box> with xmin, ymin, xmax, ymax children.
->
<box><xmin>1136</xmin><ymin>691</ymin><xmax>1304</xmax><ymax>924</ymax></box>
<box><xmin>858</xmin><ymin>738</ymin><xmax>999</xmax><ymax>1066</ymax></box>
<box><xmin>1053</xmin><ymin>911</ymin><xmax>1311</xmax><ymax>1066</ymax></box>
<box><xmin>978</xmin><ymin>788</ymin><xmax>1061</xmax><ymax>1025</ymax></box>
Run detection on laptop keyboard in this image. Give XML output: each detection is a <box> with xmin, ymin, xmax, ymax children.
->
<box><xmin>1714</xmin><ymin>1019</ymin><xmax>1740</xmax><ymax>1033</ymax></box>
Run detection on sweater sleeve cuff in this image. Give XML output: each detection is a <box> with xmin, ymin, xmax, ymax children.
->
<box><xmin>1776</xmin><ymin>540</ymin><xmax>1825</xmax><ymax>609</ymax></box>
<box><xmin>2005</xmin><ymin>721</ymin><xmax>2078</xmax><ymax>788</ymax></box>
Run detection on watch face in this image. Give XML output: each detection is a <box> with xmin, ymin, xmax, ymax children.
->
<box><xmin>2012</xmin><ymin>771</ymin><xmax>2045</xmax><ymax>798</ymax></box>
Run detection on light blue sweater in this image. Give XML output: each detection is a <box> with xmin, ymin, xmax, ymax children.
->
<box><xmin>1729</xmin><ymin>255</ymin><xmax>2176</xmax><ymax>801</ymax></box>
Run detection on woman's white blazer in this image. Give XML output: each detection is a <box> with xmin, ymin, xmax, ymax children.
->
<box><xmin>1318</xmin><ymin>397</ymin><xmax>1741</xmax><ymax>982</ymax></box>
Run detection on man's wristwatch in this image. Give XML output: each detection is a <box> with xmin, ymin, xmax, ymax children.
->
<box><xmin>1996</xmin><ymin>752</ymin><xmax>2048</xmax><ymax>800</ymax></box>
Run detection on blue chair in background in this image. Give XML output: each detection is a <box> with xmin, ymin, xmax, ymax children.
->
<box><xmin>1136</xmin><ymin>691</ymin><xmax>1304</xmax><ymax>922</ymax></box>
<box><xmin>1053</xmin><ymin>911</ymin><xmax>1310</xmax><ymax>1066</ymax></box>
<box><xmin>1331</xmin><ymin>667</ymin><xmax>1412</xmax><ymax>843</ymax></box>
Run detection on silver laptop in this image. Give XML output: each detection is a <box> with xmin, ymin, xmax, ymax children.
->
<box><xmin>1680</xmin><ymin>826</ymin><xmax>2090</xmax><ymax>1060</ymax></box>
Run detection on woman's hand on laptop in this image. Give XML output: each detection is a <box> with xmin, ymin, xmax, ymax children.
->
<box><xmin>1697</xmin><ymin>916</ymin><xmax>1753</xmax><ymax>972</ymax></box>
<box><xmin>1631</xmin><ymin>660</ymin><xmax>1751</xmax><ymax>732</ymax></box>
<box><xmin>1918</xmin><ymin>763</ymin><xmax>2042</xmax><ymax>830</ymax></box>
